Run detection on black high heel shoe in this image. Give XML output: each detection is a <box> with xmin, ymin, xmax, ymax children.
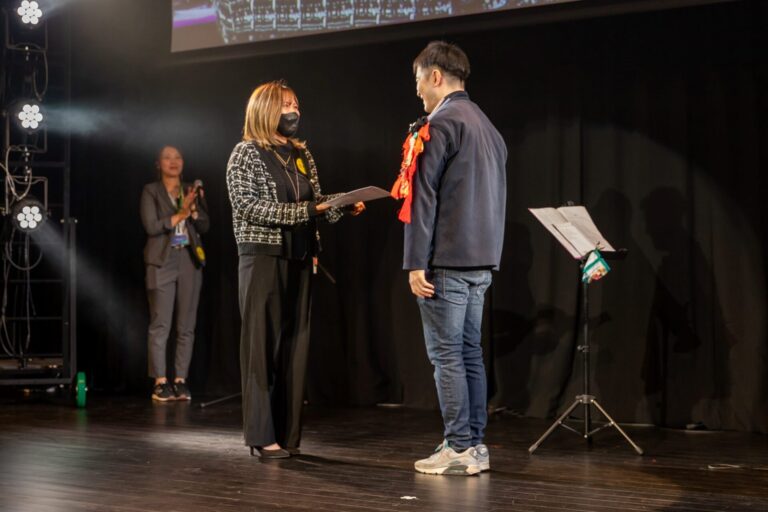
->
<box><xmin>250</xmin><ymin>446</ymin><xmax>290</xmax><ymax>459</ymax></box>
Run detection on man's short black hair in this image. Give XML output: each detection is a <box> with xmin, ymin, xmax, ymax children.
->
<box><xmin>413</xmin><ymin>41</ymin><xmax>470</xmax><ymax>83</ymax></box>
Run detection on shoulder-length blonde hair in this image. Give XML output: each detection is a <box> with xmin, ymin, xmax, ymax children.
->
<box><xmin>242</xmin><ymin>80</ymin><xmax>305</xmax><ymax>149</ymax></box>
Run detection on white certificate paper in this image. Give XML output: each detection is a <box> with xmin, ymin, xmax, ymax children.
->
<box><xmin>322</xmin><ymin>186</ymin><xmax>392</xmax><ymax>208</ymax></box>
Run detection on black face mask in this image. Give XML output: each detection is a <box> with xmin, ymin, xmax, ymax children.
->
<box><xmin>277</xmin><ymin>112</ymin><xmax>300</xmax><ymax>138</ymax></box>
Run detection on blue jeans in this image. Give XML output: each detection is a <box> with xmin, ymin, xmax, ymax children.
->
<box><xmin>417</xmin><ymin>268</ymin><xmax>492</xmax><ymax>451</ymax></box>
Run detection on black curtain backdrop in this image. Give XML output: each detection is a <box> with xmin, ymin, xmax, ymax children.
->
<box><xmin>67</xmin><ymin>0</ymin><xmax>767</xmax><ymax>432</ymax></box>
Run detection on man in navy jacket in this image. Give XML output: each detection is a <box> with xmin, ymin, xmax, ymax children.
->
<box><xmin>405</xmin><ymin>41</ymin><xmax>507</xmax><ymax>476</ymax></box>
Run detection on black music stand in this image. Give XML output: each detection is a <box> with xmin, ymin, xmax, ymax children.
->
<box><xmin>527</xmin><ymin>206</ymin><xmax>643</xmax><ymax>456</ymax></box>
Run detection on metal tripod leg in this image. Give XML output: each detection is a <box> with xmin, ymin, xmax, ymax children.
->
<box><xmin>528</xmin><ymin>394</ymin><xmax>644</xmax><ymax>455</ymax></box>
<box><xmin>528</xmin><ymin>397</ymin><xmax>582</xmax><ymax>454</ymax></box>
<box><xmin>590</xmin><ymin>398</ymin><xmax>644</xmax><ymax>455</ymax></box>
<box><xmin>528</xmin><ymin>251</ymin><xmax>643</xmax><ymax>456</ymax></box>
<box><xmin>199</xmin><ymin>392</ymin><xmax>241</xmax><ymax>409</ymax></box>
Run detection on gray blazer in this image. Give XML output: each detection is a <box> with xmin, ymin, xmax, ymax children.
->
<box><xmin>140</xmin><ymin>181</ymin><xmax>210</xmax><ymax>268</ymax></box>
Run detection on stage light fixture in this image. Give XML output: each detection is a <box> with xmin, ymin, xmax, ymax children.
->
<box><xmin>4</xmin><ymin>100</ymin><xmax>48</xmax><ymax>153</ymax></box>
<box><xmin>16</xmin><ymin>1</ymin><xmax>43</xmax><ymax>26</ymax></box>
<box><xmin>15</xmin><ymin>102</ymin><xmax>44</xmax><ymax>131</ymax></box>
<box><xmin>11</xmin><ymin>197</ymin><xmax>46</xmax><ymax>232</ymax></box>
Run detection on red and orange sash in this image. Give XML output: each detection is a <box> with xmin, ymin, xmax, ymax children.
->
<box><xmin>390</xmin><ymin>121</ymin><xmax>430</xmax><ymax>223</ymax></box>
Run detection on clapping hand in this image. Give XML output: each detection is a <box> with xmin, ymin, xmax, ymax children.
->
<box><xmin>182</xmin><ymin>186</ymin><xmax>198</xmax><ymax>211</ymax></box>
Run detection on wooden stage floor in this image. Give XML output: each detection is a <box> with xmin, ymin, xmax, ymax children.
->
<box><xmin>0</xmin><ymin>396</ymin><xmax>766</xmax><ymax>511</ymax></box>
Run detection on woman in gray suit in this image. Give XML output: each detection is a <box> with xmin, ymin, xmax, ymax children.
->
<box><xmin>140</xmin><ymin>145</ymin><xmax>209</xmax><ymax>402</ymax></box>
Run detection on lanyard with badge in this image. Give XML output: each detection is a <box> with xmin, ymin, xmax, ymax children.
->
<box><xmin>170</xmin><ymin>187</ymin><xmax>189</xmax><ymax>247</ymax></box>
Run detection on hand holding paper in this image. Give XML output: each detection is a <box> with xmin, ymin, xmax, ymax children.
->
<box><xmin>317</xmin><ymin>186</ymin><xmax>391</xmax><ymax>210</ymax></box>
<box><xmin>348</xmin><ymin>202</ymin><xmax>366</xmax><ymax>216</ymax></box>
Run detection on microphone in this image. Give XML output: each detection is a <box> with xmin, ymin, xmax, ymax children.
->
<box><xmin>192</xmin><ymin>179</ymin><xmax>207</xmax><ymax>210</ymax></box>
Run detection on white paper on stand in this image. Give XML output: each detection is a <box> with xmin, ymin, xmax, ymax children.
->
<box><xmin>529</xmin><ymin>206</ymin><xmax>615</xmax><ymax>259</ymax></box>
<box><xmin>557</xmin><ymin>207</ymin><xmax>615</xmax><ymax>252</ymax></box>
<box><xmin>554</xmin><ymin>223</ymin><xmax>596</xmax><ymax>256</ymax></box>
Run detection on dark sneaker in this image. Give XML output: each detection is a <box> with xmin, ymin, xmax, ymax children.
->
<box><xmin>152</xmin><ymin>382</ymin><xmax>175</xmax><ymax>402</ymax></box>
<box><xmin>173</xmin><ymin>381</ymin><xmax>191</xmax><ymax>401</ymax></box>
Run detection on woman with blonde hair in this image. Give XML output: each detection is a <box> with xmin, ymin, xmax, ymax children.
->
<box><xmin>226</xmin><ymin>80</ymin><xmax>363</xmax><ymax>459</ymax></box>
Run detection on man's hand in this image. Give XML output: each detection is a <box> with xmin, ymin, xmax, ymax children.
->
<box><xmin>409</xmin><ymin>270</ymin><xmax>435</xmax><ymax>298</ymax></box>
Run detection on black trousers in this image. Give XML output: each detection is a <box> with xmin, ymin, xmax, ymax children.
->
<box><xmin>238</xmin><ymin>253</ymin><xmax>312</xmax><ymax>448</ymax></box>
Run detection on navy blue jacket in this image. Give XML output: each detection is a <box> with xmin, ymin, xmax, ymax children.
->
<box><xmin>403</xmin><ymin>91</ymin><xmax>508</xmax><ymax>270</ymax></box>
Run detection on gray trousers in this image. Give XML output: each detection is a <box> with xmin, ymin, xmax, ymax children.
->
<box><xmin>146</xmin><ymin>247</ymin><xmax>202</xmax><ymax>379</ymax></box>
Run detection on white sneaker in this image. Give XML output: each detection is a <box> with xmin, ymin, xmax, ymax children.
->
<box><xmin>475</xmin><ymin>444</ymin><xmax>490</xmax><ymax>472</ymax></box>
<box><xmin>414</xmin><ymin>440</ymin><xmax>481</xmax><ymax>476</ymax></box>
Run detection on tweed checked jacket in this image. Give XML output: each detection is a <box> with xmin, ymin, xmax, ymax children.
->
<box><xmin>226</xmin><ymin>141</ymin><xmax>343</xmax><ymax>253</ymax></box>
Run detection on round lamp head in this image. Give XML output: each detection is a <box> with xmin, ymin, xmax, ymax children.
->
<box><xmin>11</xmin><ymin>197</ymin><xmax>46</xmax><ymax>232</ymax></box>
<box><xmin>16</xmin><ymin>1</ymin><xmax>44</xmax><ymax>27</ymax></box>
